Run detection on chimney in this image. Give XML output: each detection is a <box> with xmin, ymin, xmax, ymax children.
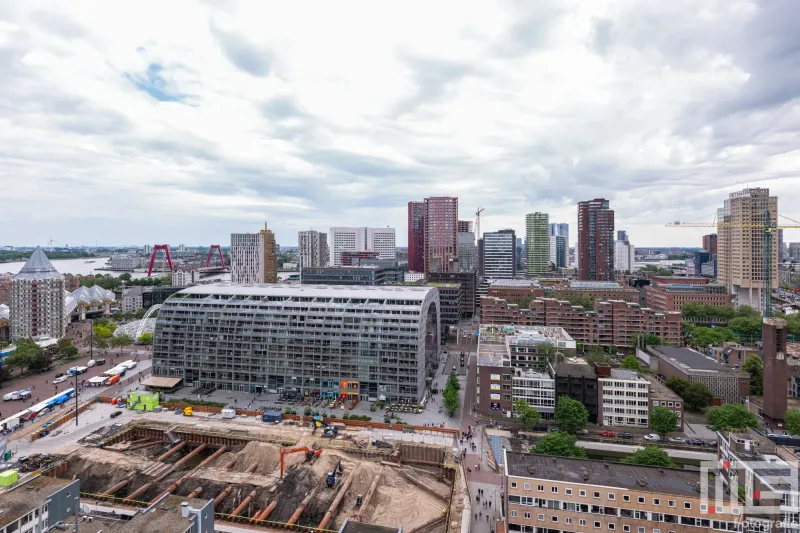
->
<box><xmin>638</xmin><ymin>478</ymin><xmax>647</xmax><ymax>487</ymax></box>
<box><xmin>181</xmin><ymin>502</ymin><xmax>190</xmax><ymax>518</ymax></box>
<box><xmin>593</xmin><ymin>363</ymin><xmax>611</xmax><ymax>377</ymax></box>
<box><xmin>528</xmin><ymin>466</ymin><xmax>536</xmax><ymax>474</ymax></box>
<box><xmin>581</xmin><ymin>469</ymin><xmax>590</xmax><ymax>481</ymax></box>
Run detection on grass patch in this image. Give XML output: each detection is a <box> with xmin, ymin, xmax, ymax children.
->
<box><xmin>170</xmin><ymin>398</ymin><xmax>226</xmax><ymax>408</ymax></box>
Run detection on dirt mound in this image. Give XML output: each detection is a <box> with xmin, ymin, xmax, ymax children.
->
<box><xmin>231</xmin><ymin>442</ymin><xmax>282</xmax><ymax>475</ymax></box>
<box><xmin>336</xmin><ymin>463</ymin><xmax>381</xmax><ymax>523</ymax></box>
<box><xmin>362</xmin><ymin>467</ymin><xmax>446</xmax><ymax>531</ymax></box>
<box><xmin>270</xmin><ymin>467</ymin><xmax>320</xmax><ymax>523</ymax></box>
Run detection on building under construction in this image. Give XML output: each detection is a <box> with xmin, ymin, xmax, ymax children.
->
<box><xmin>37</xmin><ymin>416</ymin><xmax>462</xmax><ymax>532</ymax></box>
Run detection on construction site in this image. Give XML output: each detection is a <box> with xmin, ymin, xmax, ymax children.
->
<box><xmin>35</xmin><ymin>415</ymin><xmax>464</xmax><ymax>533</ymax></box>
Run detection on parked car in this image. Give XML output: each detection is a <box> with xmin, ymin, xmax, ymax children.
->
<box><xmin>601</xmin><ymin>430</ymin><xmax>616</xmax><ymax>438</ymax></box>
<box><xmin>644</xmin><ymin>434</ymin><xmax>661</xmax><ymax>441</ymax></box>
<box><xmin>110</xmin><ymin>410</ymin><xmax>123</xmax><ymax>419</ymax></box>
<box><xmin>687</xmin><ymin>439</ymin><xmax>705</xmax><ymax>446</ymax></box>
<box><xmin>53</xmin><ymin>375</ymin><xmax>68</xmax><ymax>385</ymax></box>
<box><xmin>95</xmin><ymin>359</ymin><xmax>106</xmax><ymax>366</ymax></box>
<box><xmin>577</xmin><ymin>429</ymin><xmax>589</xmax><ymax>436</ymax></box>
<box><xmin>54</xmin><ymin>372</ymin><xmax>67</xmax><ymax>379</ymax></box>
<box><xmin>549</xmin><ymin>426</ymin><xmax>563</xmax><ymax>433</ymax></box>
<box><xmin>619</xmin><ymin>432</ymin><xmax>634</xmax><ymax>440</ymax></box>
<box><xmin>705</xmin><ymin>441</ymin><xmax>717</xmax><ymax>447</ymax></box>
<box><xmin>667</xmin><ymin>437</ymin><xmax>686</xmax><ymax>444</ymax></box>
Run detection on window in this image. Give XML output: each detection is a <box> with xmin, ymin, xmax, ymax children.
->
<box><xmin>667</xmin><ymin>402</ymin><xmax>674</xmax><ymax>407</ymax></box>
<box><xmin>524</xmin><ymin>483</ymin><xmax>531</xmax><ymax>490</ymax></box>
<box><xmin>566</xmin><ymin>518</ymin><xmax>573</xmax><ymax>525</ymax></box>
<box><xmin>638</xmin><ymin>497</ymin><xmax>645</xmax><ymax>504</ymax></box>
<box><xmin>654</xmin><ymin>530</ymin><xmax>661</xmax><ymax>533</ymax></box>
<box><xmin>594</xmin><ymin>491</ymin><xmax>601</xmax><ymax>498</ymax></box>
<box><xmin>653</xmin><ymin>499</ymin><xmax>660</xmax><ymax>506</ymax></box>
<box><xmin>595</xmin><ymin>521</ymin><xmax>602</xmax><ymax>529</ymax></box>
<box><xmin>580</xmin><ymin>519</ymin><xmax>587</xmax><ymax>526</ymax></box>
<box><xmin>653</xmin><ymin>401</ymin><xmax>659</xmax><ymax>406</ymax></box>
<box><xmin>715</xmin><ymin>506</ymin><xmax>723</xmax><ymax>513</ymax></box>
<box><xmin>511</xmin><ymin>510</ymin><xmax>518</xmax><ymax>518</ymax></box>
<box><xmin>511</xmin><ymin>482</ymin><xmax>517</xmax><ymax>489</ymax></box>
<box><xmin>684</xmin><ymin>502</ymin><xmax>691</xmax><ymax>510</ymax></box>
<box><xmin>537</xmin><ymin>484</ymin><xmax>544</xmax><ymax>491</ymax></box>
<box><xmin>609</xmin><ymin>494</ymin><xmax>616</xmax><ymax>501</ymax></box>
<box><xmin>668</xmin><ymin>500</ymin><xmax>676</xmax><ymax>508</ymax></box>
<box><xmin>733</xmin><ymin>508</ymin><xmax>741</xmax><ymax>516</ymax></box>
<box><xmin>700</xmin><ymin>504</ymin><xmax>707</xmax><ymax>512</ymax></box>
<box><xmin>580</xmin><ymin>490</ymin><xmax>587</xmax><ymax>497</ymax></box>
<box><xmin>552</xmin><ymin>516</ymin><xmax>559</xmax><ymax>523</ymax></box>
<box><xmin>639</xmin><ymin>528</ymin><xmax>646</xmax><ymax>533</ymax></box>
<box><xmin>537</xmin><ymin>513</ymin><xmax>543</xmax><ymax>520</ymax></box>
<box><xmin>623</xmin><ymin>495</ymin><xmax>630</xmax><ymax>502</ymax></box>
<box><xmin>566</xmin><ymin>488</ymin><xmax>573</xmax><ymax>495</ymax></box>
<box><xmin>609</xmin><ymin>524</ymin><xmax>616</xmax><ymax>531</ymax></box>
<box><xmin>623</xmin><ymin>526</ymin><xmax>630</xmax><ymax>533</ymax></box>
<box><xmin>552</xmin><ymin>487</ymin><xmax>558</xmax><ymax>493</ymax></box>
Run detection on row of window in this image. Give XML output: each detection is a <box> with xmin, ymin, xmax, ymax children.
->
<box><xmin>508</xmin><ymin>516</ymin><xmax>741</xmax><ymax>533</ymax></box>
<box><xmin>652</xmin><ymin>401</ymin><xmax>681</xmax><ymax>408</ymax></box>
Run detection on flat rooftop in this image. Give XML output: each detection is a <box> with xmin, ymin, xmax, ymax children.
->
<box><xmin>0</xmin><ymin>477</ymin><xmax>71</xmax><ymax>528</ymax></box>
<box><xmin>505</xmin><ymin>452</ymin><xmax>706</xmax><ymax>497</ymax></box>
<box><xmin>643</xmin><ymin>376</ymin><xmax>682</xmax><ymax>402</ymax></box>
<box><xmin>608</xmin><ymin>368</ymin><xmax>647</xmax><ymax>381</ymax></box>
<box><xmin>174</xmin><ymin>282</ymin><xmax>436</xmax><ymax>301</ymax></box>
<box><xmin>66</xmin><ymin>496</ymin><xmax>206</xmax><ymax>533</ymax></box>
<box><xmin>489</xmin><ymin>279</ymin><xmax>540</xmax><ymax>288</ymax></box>
<box><xmin>651</xmin><ymin>346</ymin><xmax>743</xmax><ymax>373</ymax></box>
<box><xmin>567</xmin><ymin>281</ymin><xmax>624</xmax><ymax>290</ymax></box>
<box><xmin>554</xmin><ymin>360</ymin><xmax>596</xmax><ymax>379</ymax></box>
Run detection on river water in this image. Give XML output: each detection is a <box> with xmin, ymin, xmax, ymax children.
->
<box><xmin>0</xmin><ymin>257</ymin><xmax>152</xmax><ymax>278</ymax></box>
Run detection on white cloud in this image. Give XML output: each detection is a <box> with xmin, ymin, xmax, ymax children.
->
<box><xmin>1</xmin><ymin>0</ymin><xmax>799</xmax><ymax>248</ymax></box>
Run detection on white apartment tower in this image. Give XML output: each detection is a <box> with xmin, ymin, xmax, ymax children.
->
<box><xmin>717</xmin><ymin>187</ymin><xmax>779</xmax><ymax>312</ymax></box>
<box><xmin>614</xmin><ymin>230</ymin><xmax>635</xmax><ymax>272</ymax></box>
<box><xmin>298</xmin><ymin>230</ymin><xmax>329</xmax><ymax>270</ymax></box>
<box><xmin>11</xmin><ymin>246</ymin><xmax>66</xmax><ymax>340</ymax></box>
<box><xmin>230</xmin><ymin>232</ymin><xmax>264</xmax><ymax>284</ymax></box>
<box><xmin>599</xmin><ymin>369</ymin><xmax>650</xmax><ymax>428</ymax></box>
<box><xmin>329</xmin><ymin>227</ymin><xmax>396</xmax><ymax>266</ymax></box>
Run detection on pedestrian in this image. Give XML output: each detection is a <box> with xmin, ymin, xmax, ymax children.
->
<box><xmin>486</xmin><ymin>515</ymin><xmax>489</xmax><ymax>522</ymax></box>
<box><xmin>475</xmin><ymin>513</ymin><xmax>478</xmax><ymax>520</ymax></box>
<box><xmin>479</xmin><ymin>511</ymin><xmax>482</xmax><ymax>519</ymax></box>
<box><xmin>489</xmin><ymin>501</ymin><xmax>491</xmax><ymax>508</ymax></box>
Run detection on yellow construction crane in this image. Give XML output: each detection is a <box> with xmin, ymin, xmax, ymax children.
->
<box><xmin>666</xmin><ymin>212</ymin><xmax>800</xmax><ymax>317</ymax></box>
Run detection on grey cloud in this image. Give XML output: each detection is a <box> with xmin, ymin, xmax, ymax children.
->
<box><xmin>31</xmin><ymin>10</ymin><xmax>87</xmax><ymax>39</ymax></box>
<box><xmin>393</xmin><ymin>53</ymin><xmax>477</xmax><ymax>115</ymax></box>
<box><xmin>261</xmin><ymin>96</ymin><xmax>305</xmax><ymax>120</ymax></box>
<box><xmin>211</xmin><ymin>24</ymin><xmax>273</xmax><ymax>77</ymax></box>
<box><xmin>302</xmin><ymin>149</ymin><xmax>417</xmax><ymax>178</ymax></box>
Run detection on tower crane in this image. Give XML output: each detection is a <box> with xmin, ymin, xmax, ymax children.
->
<box><xmin>666</xmin><ymin>212</ymin><xmax>800</xmax><ymax>317</ymax></box>
<box><xmin>475</xmin><ymin>207</ymin><xmax>485</xmax><ymax>241</ymax></box>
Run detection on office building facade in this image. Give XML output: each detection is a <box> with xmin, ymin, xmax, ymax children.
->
<box><xmin>703</xmin><ymin>233</ymin><xmax>718</xmax><ymax>255</ymax></box>
<box><xmin>458</xmin><ymin>220</ymin><xmax>473</xmax><ymax>233</ymax></box>
<box><xmin>614</xmin><ymin>230</ymin><xmax>635</xmax><ymax>272</ymax></box>
<box><xmin>408</xmin><ymin>201</ymin><xmax>425</xmax><ymax>273</ymax></box>
<box><xmin>457</xmin><ymin>231</ymin><xmax>476</xmax><ymax>273</ymax></box>
<box><xmin>260</xmin><ymin>224</ymin><xmax>278</xmax><ymax>283</ymax></box>
<box><xmin>427</xmin><ymin>271</ymin><xmax>476</xmax><ymax>318</ymax></box>
<box><xmin>549</xmin><ymin>235</ymin><xmax>567</xmax><ymax>269</ymax></box>
<box><xmin>481</xmin><ymin>229</ymin><xmax>517</xmax><ymax>279</ymax></box>
<box><xmin>301</xmin><ymin>266</ymin><xmax>389</xmax><ymax>285</ymax></box>
<box><xmin>596</xmin><ymin>366</ymin><xmax>650</xmax><ymax>428</ymax></box>
<box><xmin>577</xmin><ymin>198</ymin><xmax>615</xmax><ymax>281</ymax></box>
<box><xmin>423</xmin><ymin>197</ymin><xmax>459</xmax><ymax>273</ymax></box>
<box><xmin>526</xmin><ymin>213</ymin><xmax>550</xmax><ymax>276</ymax></box>
<box><xmin>553</xmin><ymin>360</ymin><xmax>598</xmax><ymax>423</ymax></box>
<box><xmin>298</xmin><ymin>230</ymin><xmax>329</xmax><ymax>271</ymax></box>
<box><xmin>153</xmin><ymin>283</ymin><xmax>441</xmax><ymax>403</ymax></box>
<box><xmin>230</xmin><ymin>232</ymin><xmax>263</xmax><ymax>284</ymax></box>
<box><xmin>10</xmin><ymin>247</ymin><xmax>66</xmax><ymax>340</ymax></box>
<box><xmin>329</xmin><ymin>227</ymin><xmax>396</xmax><ymax>266</ymax></box>
<box><xmin>717</xmin><ymin>187</ymin><xmax>778</xmax><ymax>312</ymax></box>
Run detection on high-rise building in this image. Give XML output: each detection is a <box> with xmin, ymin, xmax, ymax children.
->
<box><xmin>526</xmin><ymin>213</ymin><xmax>550</xmax><ymax>276</ymax></box>
<box><xmin>260</xmin><ymin>224</ymin><xmax>277</xmax><ymax>283</ymax></box>
<box><xmin>423</xmin><ymin>197</ymin><xmax>459</xmax><ymax>273</ymax></box>
<box><xmin>457</xmin><ymin>220</ymin><xmax>473</xmax><ymax>233</ymax></box>
<box><xmin>480</xmin><ymin>229</ymin><xmax>516</xmax><ymax>279</ymax></box>
<box><xmin>614</xmin><ymin>230</ymin><xmax>635</xmax><ymax>272</ymax></box>
<box><xmin>329</xmin><ymin>227</ymin><xmax>396</xmax><ymax>266</ymax></box>
<box><xmin>549</xmin><ymin>223</ymin><xmax>569</xmax><ymax>244</ymax></box>
<box><xmin>457</xmin><ymin>231</ymin><xmax>476</xmax><ymax>273</ymax></box>
<box><xmin>298</xmin><ymin>230</ymin><xmax>329</xmax><ymax>271</ymax></box>
<box><xmin>762</xmin><ymin>317</ymin><xmax>788</xmax><ymax>423</ymax></box>
<box><xmin>549</xmin><ymin>235</ymin><xmax>566</xmax><ymax>269</ymax></box>
<box><xmin>790</xmin><ymin>242</ymin><xmax>800</xmax><ymax>262</ymax></box>
<box><xmin>407</xmin><ymin>202</ymin><xmax>425</xmax><ymax>273</ymax></box>
<box><xmin>11</xmin><ymin>246</ymin><xmax>66</xmax><ymax>340</ymax></box>
<box><xmin>716</xmin><ymin>187</ymin><xmax>778</xmax><ymax>311</ymax></box>
<box><xmin>702</xmin><ymin>233</ymin><xmax>718</xmax><ymax>255</ymax></box>
<box><xmin>230</xmin><ymin>232</ymin><xmax>264</xmax><ymax>284</ymax></box>
<box><xmin>577</xmin><ymin>198</ymin><xmax>615</xmax><ymax>281</ymax></box>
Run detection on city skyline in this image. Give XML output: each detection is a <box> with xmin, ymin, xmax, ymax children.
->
<box><xmin>3</xmin><ymin>2</ymin><xmax>800</xmax><ymax>248</ymax></box>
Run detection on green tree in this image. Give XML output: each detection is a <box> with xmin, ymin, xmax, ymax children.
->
<box><xmin>741</xmin><ymin>354</ymin><xmax>764</xmax><ymax>396</ymax></box>
<box><xmin>620</xmin><ymin>356</ymin><xmax>642</xmax><ymax>372</ymax></box>
<box><xmin>111</xmin><ymin>334</ymin><xmax>133</xmax><ymax>357</ymax></box>
<box><xmin>664</xmin><ymin>377</ymin><xmax>690</xmax><ymax>397</ymax></box>
<box><xmin>446</xmin><ymin>370</ymin><xmax>461</xmax><ymax>392</ymax></box>
<box><xmin>60</xmin><ymin>344</ymin><xmax>78</xmax><ymax>359</ymax></box>
<box><xmin>119</xmin><ymin>273</ymin><xmax>132</xmax><ymax>282</ymax></box>
<box><xmin>555</xmin><ymin>396</ymin><xmax>589</xmax><ymax>434</ymax></box>
<box><xmin>137</xmin><ymin>332</ymin><xmax>153</xmax><ymax>345</ymax></box>
<box><xmin>55</xmin><ymin>338</ymin><xmax>74</xmax><ymax>355</ymax></box>
<box><xmin>530</xmin><ymin>432</ymin><xmax>586</xmax><ymax>458</ymax></box>
<box><xmin>784</xmin><ymin>409</ymin><xmax>800</xmax><ymax>435</ymax></box>
<box><xmin>622</xmin><ymin>446</ymin><xmax>674</xmax><ymax>468</ymax></box>
<box><xmin>565</xmin><ymin>294</ymin><xmax>595</xmax><ymax>310</ymax></box>
<box><xmin>513</xmin><ymin>399</ymin><xmax>541</xmax><ymax>430</ymax></box>
<box><xmin>683</xmin><ymin>382</ymin><xmax>714</xmax><ymax>411</ymax></box>
<box><xmin>442</xmin><ymin>385</ymin><xmax>460</xmax><ymax>416</ymax></box>
<box><xmin>707</xmin><ymin>404</ymin><xmax>759</xmax><ymax>431</ymax></box>
<box><xmin>536</xmin><ymin>343</ymin><xmax>556</xmax><ymax>363</ymax></box>
<box><xmin>728</xmin><ymin>316</ymin><xmax>762</xmax><ymax>336</ymax></box>
<box><xmin>4</xmin><ymin>339</ymin><xmax>41</xmax><ymax>375</ymax></box>
<box><xmin>650</xmin><ymin>406</ymin><xmax>678</xmax><ymax>438</ymax></box>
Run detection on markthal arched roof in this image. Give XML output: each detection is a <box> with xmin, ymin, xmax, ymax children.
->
<box><xmin>114</xmin><ymin>318</ymin><xmax>155</xmax><ymax>338</ymax></box>
<box><xmin>64</xmin><ymin>285</ymin><xmax>116</xmax><ymax>316</ymax></box>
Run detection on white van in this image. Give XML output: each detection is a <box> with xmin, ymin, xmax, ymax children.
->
<box><xmin>220</xmin><ymin>408</ymin><xmax>236</xmax><ymax>419</ymax></box>
<box><xmin>87</xmin><ymin>360</ymin><xmax>96</xmax><ymax>368</ymax></box>
<box><xmin>3</xmin><ymin>392</ymin><xmax>18</xmax><ymax>401</ymax></box>
<box><xmin>120</xmin><ymin>360</ymin><xmax>137</xmax><ymax>370</ymax></box>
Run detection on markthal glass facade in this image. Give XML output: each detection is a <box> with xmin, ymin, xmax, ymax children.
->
<box><xmin>152</xmin><ymin>283</ymin><xmax>440</xmax><ymax>403</ymax></box>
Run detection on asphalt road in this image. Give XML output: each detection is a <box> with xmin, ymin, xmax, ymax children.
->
<box><xmin>0</xmin><ymin>346</ymin><xmax>151</xmax><ymax>415</ymax></box>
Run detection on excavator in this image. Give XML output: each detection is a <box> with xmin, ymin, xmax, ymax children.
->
<box><xmin>326</xmin><ymin>460</ymin><xmax>343</xmax><ymax>487</ymax></box>
<box><xmin>311</xmin><ymin>416</ymin><xmax>339</xmax><ymax>438</ymax></box>
<box><xmin>279</xmin><ymin>444</ymin><xmax>323</xmax><ymax>477</ymax></box>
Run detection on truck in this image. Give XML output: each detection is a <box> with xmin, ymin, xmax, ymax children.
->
<box><xmin>68</xmin><ymin>366</ymin><xmax>88</xmax><ymax>376</ymax></box>
<box><xmin>120</xmin><ymin>360</ymin><xmax>137</xmax><ymax>370</ymax></box>
<box><xmin>3</xmin><ymin>390</ymin><xmax>30</xmax><ymax>401</ymax></box>
<box><xmin>220</xmin><ymin>408</ymin><xmax>236</xmax><ymax>419</ymax></box>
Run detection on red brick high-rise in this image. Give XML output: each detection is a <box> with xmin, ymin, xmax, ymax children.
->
<box><xmin>762</xmin><ymin>317</ymin><xmax>788</xmax><ymax>423</ymax></box>
<box><xmin>407</xmin><ymin>201</ymin><xmax>425</xmax><ymax>273</ymax></box>
<box><xmin>702</xmin><ymin>233</ymin><xmax>718</xmax><ymax>255</ymax></box>
<box><xmin>424</xmin><ymin>197</ymin><xmax>459</xmax><ymax>273</ymax></box>
<box><xmin>577</xmin><ymin>198</ymin><xmax>615</xmax><ymax>281</ymax></box>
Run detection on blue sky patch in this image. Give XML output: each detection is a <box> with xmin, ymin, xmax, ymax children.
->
<box><xmin>127</xmin><ymin>64</ymin><xmax>183</xmax><ymax>102</ymax></box>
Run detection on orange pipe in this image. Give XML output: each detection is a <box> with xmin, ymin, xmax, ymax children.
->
<box><xmin>124</xmin><ymin>481</ymin><xmax>153</xmax><ymax>503</ymax></box>
<box><xmin>188</xmin><ymin>486</ymin><xmax>203</xmax><ymax>498</ymax></box>
<box><xmin>318</xmin><ymin>473</ymin><xmax>354</xmax><ymax>530</ymax></box>
<box><xmin>196</xmin><ymin>445</ymin><xmax>227</xmax><ymax>469</ymax></box>
<box><xmin>148</xmin><ymin>478</ymin><xmax>183</xmax><ymax>505</ymax></box>
<box><xmin>156</xmin><ymin>441</ymin><xmax>186</xmax><ymax>462</ymax></box>
<box><xmin>258</xmin><ymin>500</ymin><xmax>277</xmax><ymax>521</ymax></box>
<box><xmin>231</xmin><ymin>489</ymin><xmax>258</xmax><ymax>517</ymax></box>
<box><xmin>127</xmin><ymin>440</ymin><xmax>160</xmax><ymax>451</ymax></box>
<box><xmin>214</xmin><ymin>485</ymin><xmax>233</xmax><ymax>507</ymax></box>
<box><xmin>221</xmin><ymin>457</ymin><xmax>237</xmax><ymax>469</ymax></box>
<box><xmin>102</xmin><ymin>478</ymin><xmax>131</xmax><ymax>496</ymax></box>
<box><xmin>287</xmin><ymin>488</ymin><xmax>316</xmax><ymax>526</ymax></box>
<box><xmin>174</xmin><ymin>443</ymin><xmax>208</xmax><ymax>468</ymax></box>
<box><xmin>245</xmin><ymin>463</ymin><xmax>258</xmax><ymax>473</ymax></box>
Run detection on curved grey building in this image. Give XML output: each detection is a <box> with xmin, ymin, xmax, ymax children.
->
<box><xmin>153</xmin><ymin>283</ymin><xmax>440</xmax><ymax>403</ymax></box>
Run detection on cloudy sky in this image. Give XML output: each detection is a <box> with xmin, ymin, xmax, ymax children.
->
<box><xmin>2</xmin><ymin>0</ymin><xmax>800</xmax><ymax>248</ymax></box>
